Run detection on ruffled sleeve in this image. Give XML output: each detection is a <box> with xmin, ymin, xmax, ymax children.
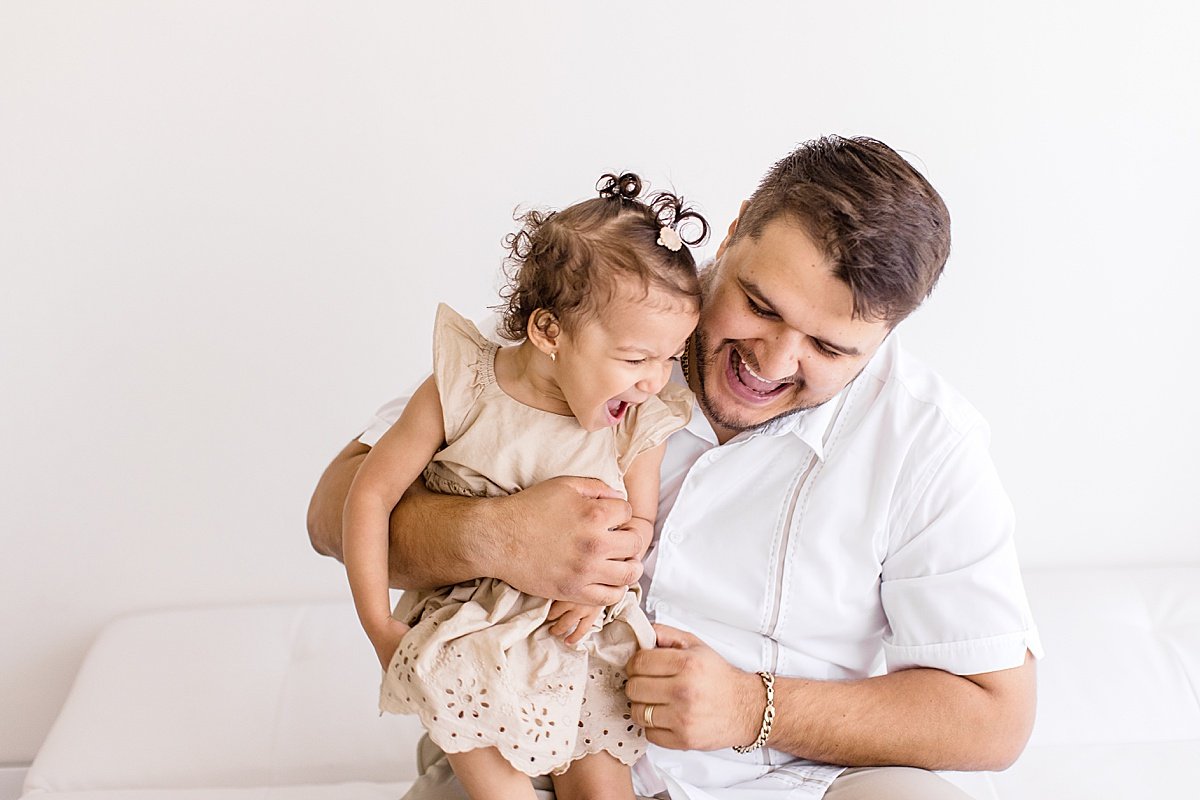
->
<box><xmin>431</xmin><ymin>303</ymin><xmax>499</xmax><ymax>444</ymax></box>
<box><xmin>614</xmin><ymin>381</ymin><xmax>694</xmax><ymax>475</ymax></box>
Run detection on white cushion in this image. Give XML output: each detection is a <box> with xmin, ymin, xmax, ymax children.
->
<box><xmin>995</xmin><ymin>567</ymin><xmax>1200</xmax><ymax>794</ymax></box>
<box><xmin>23</xmin><ymin>568</ymin><xmax>1200</xmax><ymax>798</ymax></box>
<box><xmin>23</xmin><ymin>602</ymin><xmax>423</xmax><ymax>795</ymax></box>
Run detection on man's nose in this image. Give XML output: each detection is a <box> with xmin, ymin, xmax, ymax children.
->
<box><xmin>756</xmin><ymin>330</ymin><xmax>805</xmax><ymax>382</ymax></box>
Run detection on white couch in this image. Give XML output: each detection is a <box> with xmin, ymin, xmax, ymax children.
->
<box><xmin>21</xmin><ymin>567</ymin><xmax>1200</xmax><ymax>799</ymax></box>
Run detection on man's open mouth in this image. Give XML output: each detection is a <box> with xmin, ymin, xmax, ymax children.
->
<box><xmin>726</xmin><ymin>347</ymin><xmax>790</xmax><ymax>401</ymax></box>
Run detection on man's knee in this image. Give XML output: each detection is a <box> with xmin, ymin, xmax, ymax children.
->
<box><xmin>824</xmin><ymin>766</ymin><xmax>973</xmax><ymax>800</ymax></box>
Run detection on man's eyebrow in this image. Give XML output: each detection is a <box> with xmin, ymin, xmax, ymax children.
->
<box><xmin>739</xmin><ymin>277</ymin><xmax>863</xmax><ymax>357</ymax></box>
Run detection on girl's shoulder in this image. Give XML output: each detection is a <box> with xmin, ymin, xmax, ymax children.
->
<box><xmin>433</xmin><ymin>303</ymin><xmax>497</xmax><ymax>356</ymax></box>
<box><xmin>431</xmin><ymin>303</ymin><xmax>500</xmax><ymax>441</ymax></box>
<box><xmin>614</xmin><ymin>381</ymin><xmax>694</xmax><ymax>473</ymax></box>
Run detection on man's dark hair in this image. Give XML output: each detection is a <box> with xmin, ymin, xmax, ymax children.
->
<box><xmin>734</xmin><ymin>136</ymin><xmax>951</xmax><ymax>325</ymax></box>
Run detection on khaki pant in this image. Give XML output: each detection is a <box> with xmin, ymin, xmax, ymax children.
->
<box><xmin>401</xmin><ymin>735</ymin><xmax>973</xmax><ymax>799</ymax></box>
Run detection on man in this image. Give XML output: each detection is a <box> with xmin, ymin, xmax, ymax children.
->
<box><xmin>308</xmin><ymin>136</ymin><xmax>1041</xmax><ymax>799</ymax></box>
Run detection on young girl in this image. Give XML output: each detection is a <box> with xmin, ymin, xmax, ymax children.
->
<box><xmin>343</xmin><ymin>173</ymin><xmax>708</xmax><ymax>800</ymax></box>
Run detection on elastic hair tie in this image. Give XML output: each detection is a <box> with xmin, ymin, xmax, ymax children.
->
<box><xmin>657</xmin><ymin>226</ymin><xmax>683</xmax><ymax>252</ymax></box>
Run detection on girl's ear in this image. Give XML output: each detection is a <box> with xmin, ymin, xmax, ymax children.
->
<box><xmin>526</xmin><ymin>308</ymin><xmax>561</xmax><ymax>358</ymax></box>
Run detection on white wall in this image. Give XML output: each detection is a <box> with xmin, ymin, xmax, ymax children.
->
<box><xmin>2</xmin><ymin>0</ymin><xmax>1197</xmax><ymax>764</ymax></box>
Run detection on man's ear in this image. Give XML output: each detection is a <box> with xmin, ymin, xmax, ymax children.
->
<box><xmin>715</xmin><ymin>199</ymin><xmax>751</xmax><ymax>259</ymax></box>
<box><xmin>526</xmin><ymin>308</ymin><xmax>561</xmax><ymax>357</ymax></box>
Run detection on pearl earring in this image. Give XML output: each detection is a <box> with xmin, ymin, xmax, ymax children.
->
<box><xmin>550</xmin><ymin>352</ymin><xmax>557</xmax><ymax>362</ymax></box>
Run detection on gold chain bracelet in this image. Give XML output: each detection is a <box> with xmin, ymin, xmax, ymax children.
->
<box><xmin>732</xmin><ymin>671</ymin><xmax>775</xmax><ymax>754</ymax></box>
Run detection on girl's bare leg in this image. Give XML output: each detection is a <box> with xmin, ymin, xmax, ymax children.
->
<box><xmin>551</xmin><ymin>751</ymin><xmax>635</xmax><ymax>800</ymax></box>
<box><xmin>446</xmin><ymin>748</ymin><xmax>538</xmax><ymax>800</ymax></box>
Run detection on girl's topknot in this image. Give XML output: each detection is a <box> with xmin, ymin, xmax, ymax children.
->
<box><xmin>596</xmin><ymin>172</ymin><xmax>710</xmax><ymax>247</ymax></box>
<box><xmin>597</xmin><ymin>172</ymin><xmax>643</xmax><ymax>203</ymax></box>
<box><xmin>497</xmin><ymin>172</ymin><xmax>709</xmax><ymax>341</ymax></box>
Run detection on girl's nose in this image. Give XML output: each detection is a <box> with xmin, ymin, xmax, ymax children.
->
<box><xmin>637</xmin><ymin>362</ymin><xmax>671</xmax><ymax>396</ymax></box>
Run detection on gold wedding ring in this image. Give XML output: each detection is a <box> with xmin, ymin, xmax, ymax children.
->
<box><xmin>643</xmin><ymin>703</ymin><xmax>656</xmax><ymax>729</ymax></box>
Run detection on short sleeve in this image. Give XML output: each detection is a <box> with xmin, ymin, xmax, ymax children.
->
<box><xmin>615</xmin><ymin>381</ymin><xmax>694</xmax><ymax>475</ymax></box>
<box><xmin>880</xmin><ymin>421</ymin><xmax>1043</xmax><ymax>675</ymax></box>
<box><xmin>357</xmin><ymin>395</ymin><xmax>410</xmax><ymax>447</ymax></box>
<box><xmin>430</xmin><ymin>303</ymin><xmax>498</xmax><ymax>443</ymax></box>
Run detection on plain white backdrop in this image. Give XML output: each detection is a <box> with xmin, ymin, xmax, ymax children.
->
<box><xmin>1</xmin><ymin>0</ymin><xmax>1197</xmax><ymax>765</ymax></box>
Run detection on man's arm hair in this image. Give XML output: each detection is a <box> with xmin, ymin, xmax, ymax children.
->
<box><xmin>763</xmin><ymin>652</ymin><xmax>1037</xmax><ymax>770</ymax></box>
<box><xmin>307</xmin><ymin>438</ymin><xmax>491</xmax><ymax>589</ymax></box>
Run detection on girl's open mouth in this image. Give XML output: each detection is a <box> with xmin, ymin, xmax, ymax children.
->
<box><xmin>605</xmin><ymin>399</ymin><xmax>629</xmax><ymax>425</ymax></box>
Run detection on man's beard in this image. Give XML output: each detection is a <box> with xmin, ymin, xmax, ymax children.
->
<box><xmin>691</xmin><ymin>326</ymin><xmax>826</xmax><ymax>435</ymax></box>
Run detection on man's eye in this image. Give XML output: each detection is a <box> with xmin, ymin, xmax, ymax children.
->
<box><xmin>746</xmin><ymin>296</ymin><xmax>776</xmax><ymax>318</ymax></box>
<box><xmin>625</xmin><ymin>359</ymin><xmax>647</xmax><ymax>366</ymax></box>
<box><xmin>812</xmin><ymin>340</ymin><xmax>841</xmax><ymax>358</ymax></box>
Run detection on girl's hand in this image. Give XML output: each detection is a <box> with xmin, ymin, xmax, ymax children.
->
<box><xmin>547</xmin><ymin>601</ymin><xmax>604</xmax><ymax>645</ymax></box>
<box><xmin>368</xmin><ymin>617</ymin><xmax>411</xmax><ymax>671</ymax></box>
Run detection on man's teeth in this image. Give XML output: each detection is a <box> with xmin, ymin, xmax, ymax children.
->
<box><xmin>738</xmin><ymin>351</ymin><xmax>782</xmax><ymax>388</ymax></box>
<box><xmin>740</xmin><ymin>356</ymin><xmax>771</xmax><ymax>383</ymax></box>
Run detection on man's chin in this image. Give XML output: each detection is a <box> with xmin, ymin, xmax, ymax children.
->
<box><xmin>697</xmin><ymin>390</ymin><xmax>814</xmax><ymax>436</ymax></box>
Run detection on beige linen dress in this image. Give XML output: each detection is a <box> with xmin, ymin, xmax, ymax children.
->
<box><xmin>379</xmin><ymin>304</ymin><xmax>692</xmax><ymax>777</ymax></box>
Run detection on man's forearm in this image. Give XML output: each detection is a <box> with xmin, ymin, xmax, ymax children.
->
<box><xmin>306</xmin><ymin>439</ymin><xmax>495</xmax><ymax>588</ymax></box>
<box><xmin>309</xmin><ymin>439</ymin><xmax>644</xmax><ymax>603</ymax></box>
<box><xmin>307</xmin><ymin>440</ymin><xmax>368</xmax><ymax>560</ymax></box>
<box><xmin>384</xmin><ymin>481</ymin><xmax>497</xmax><ymax>589</ymax></box>
<box><xmin>763</xmin><ymin>653</ymin><xmax>1036</xmax><ymax>771</ymax></box>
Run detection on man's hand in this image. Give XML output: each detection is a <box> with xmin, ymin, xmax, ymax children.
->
<box><xmin>491</xmin><ymin>476</ymin><xmax>643</xmax><ymax>606</ymax></box>
<box><xmin>624</xmin><ymin>623</ymin><xmax>764</xmax><ymax>751</ymax></box>
<box><xmin>546</xmin><ymin>601</ymin><xmax>604</xmax><ymax>645</ymax></box>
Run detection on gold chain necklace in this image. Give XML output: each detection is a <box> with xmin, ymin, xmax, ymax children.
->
<box><xmin>680</xmin><ymin>336</ymin><xmax>693</xmax><ymax>386</ymax></box>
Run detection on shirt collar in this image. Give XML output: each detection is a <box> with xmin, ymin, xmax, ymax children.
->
<box><xmin>671</xmin><ymin>362</ymin><xmax>845</xmax><ymax>460</ymax></box>
<box><xmin>786</xmin><ymin>392</ymin><xmax>843</xmax><ymax>461</ymax></box>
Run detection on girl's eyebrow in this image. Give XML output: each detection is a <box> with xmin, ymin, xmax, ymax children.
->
<box><xmin>616</xmin><ymin>344</ymin><xmax>685</xmax><ymax>358</ymax></box>
<box><xmin>740</xmin><ymin>277</ymin><xmax>863</xmax><ymax>357</ymax></box>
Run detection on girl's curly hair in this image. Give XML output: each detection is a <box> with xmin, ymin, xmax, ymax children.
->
<box><xmin>496</xmin><ymin>172</ymin><xmax>709</xmax><ymax>341</ymax></box>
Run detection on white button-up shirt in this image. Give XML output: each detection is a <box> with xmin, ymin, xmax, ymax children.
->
<box><xmin>632</xmin><ymin>335</ymin><xmax>1042</xmax><ymax>799</ymax></box>
<box><xmin>359</xmin><ymin>333</ymin><xmax>1042</xmax><ymax>800</ymax></box>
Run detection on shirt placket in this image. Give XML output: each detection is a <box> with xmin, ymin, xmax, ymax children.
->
<box><xmin>755</xmin><ymin>388</ymin><xmax>852</xmax><ymax>768</ymax></box>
